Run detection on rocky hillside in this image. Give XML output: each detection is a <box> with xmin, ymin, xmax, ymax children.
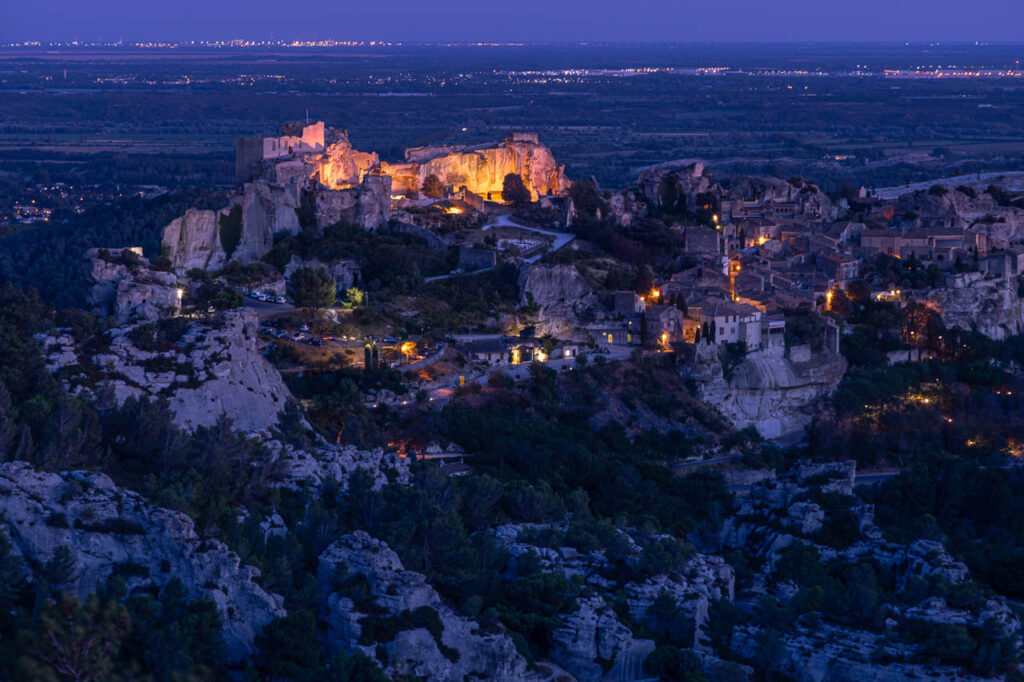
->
<box><xmin>686</xmin><ymin>344</ymin><xmax>847</xmax><ymax>441</ymax></box>
<box><xmin>0</xmin><ymin>461</ymin><xmax>285</xmax><ymax>661</ymax></box>
<box><xmin>37</xmin><ymin>308</ymin><xmax>291</xmax><ymax>433</ymax></box>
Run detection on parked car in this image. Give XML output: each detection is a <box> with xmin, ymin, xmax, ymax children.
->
<box><xmin>274</xmin><ymin>296</ymin><xmax>287</xmax><ymax>304</ymax></box>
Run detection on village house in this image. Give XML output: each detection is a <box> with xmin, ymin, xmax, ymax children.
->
<box><xmin>644</xmin><ymin>304</ymin><xmax>686</xmax><ymax>344</ymax></box>
<box><xmin>693</xmin><ymin>298</ymin><xmax>764</xmax><ymax>348</ymax></box>
<box><xmin>459</xmin><ymin>337</ymin><xmax>507</xmax><ymax>364</ymax></box>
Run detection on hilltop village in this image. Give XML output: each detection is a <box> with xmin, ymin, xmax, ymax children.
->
<box><xmin>79</xmin><ymin>121</ymin><xmax>1024</xmax><ymax>441</ymax></box>
<box><xmin>11</xmin><ymin>121</ymin><xmax>1024</xmax><ymax>682</ymax></box>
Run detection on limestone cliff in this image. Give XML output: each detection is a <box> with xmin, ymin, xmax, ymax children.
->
<box><xmin>518</xmin><ymin>263</ymin><xmax>598</xmax><ymax>337</ymax></box>
<box><xmin>549</xmin><ymin>595</ymin><xmax>654</xmax><ymax>682</ymax></box>
<box><xmin>687</xmin><ymin>345</ymin><xmax>847</xmax><ymax>440</ymax></box>
<box><xmin>313</xmin><ymin>174</ymin><xmax>392</xmax><ymax>230</ymax></box>
<box><xmin>232</xmin><ymin>181</ymin><xmax>302</xmax><ymax>264</ymax></box>
<box><xmin>37</xmin><ymin>309</ymin><xmax>291</xmax><ymax>433</ymax></box>
<box><xmin>382</xmin><ymin>134</ymin><xmax>569</xmax><ymax>200</ymax></box>
<box><xmin>284</xmin><ymin>255</ymin><xmax>360</xmax><ymax>291</ymax></box>
<box><xmin>0</xmin><ymin>461</ymin><xmax>285</xmax><ymax>661</ymax></box>
<box><xmin>162</xmin><ymin>207</ymin><xmax>229</xmax><ymax>273</ymax></box>
<box><xmin>317</xmin><ymin>531</ymin><xmax>531</xmax><ymax>680</ymax></box>
<box><xmin>923</xmin><ymin>274</ymin><xmax>1024</xmax><ymax>340</ymax></box>
<box><xmin>86</xmin><ymin>248</ymin><xmax>181</xmax><ymax>323</ymax></box>
<box><xmin>314</xmin><ymin>130</ymin><xmax>380</xmax><ymax>189</ymax></box>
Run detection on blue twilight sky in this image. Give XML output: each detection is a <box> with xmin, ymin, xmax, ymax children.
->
<box><xmin>2</xmin><ymin>0</ymin><xmax>1023</xmax><ymax>43</ymax></box>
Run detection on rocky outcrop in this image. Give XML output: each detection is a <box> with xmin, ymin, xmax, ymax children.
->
<box><xmin>923</xmin><ymin>274</ymin><xmax>1024</xmax><ymax>340</ymax></box>
<box><xmin>271</xmin><ymin>440</ymin><xmax>410</xmax><ymax>490</ymax></box>
<box><xmin>284</xmin><ymin>256</ymin><xmax>360</xmax><ymax>291</ymax></box>
<box><xmin>0</xmin><ymin>461</ymin><xmax>285</xmax><ymax>661</ymax></box>
<box><xmin>232</xmin><ymin>181</ymin><xmax>302</xmax><ymax>264</ymax></box>
<box><xmin>86</xmin><ymin>248</ymin><xmax>181</xmax><ymax>323</ymax></box>
<box><xmin>162</xmin><ymin>181</ymin><xmax>301</xmax><ymax>274</ymax></box>
<box><xmin>315</xmin><ymin>130</ymin><xmax>381</xmax><ymax>189</ymax></box>
<box><xmin>383</xmin><ymin>134</ymin><xmax>569</xmax><ymax>200</ymax></box>
<box><xmin>313</xmin><ymin>174</ymin><xmax>392</xmax><ymax>230</ymax></box>
<box><xmin>493</xmin><ymin>522</ymin><xmax>734</xmax><ymax>658</ymax></box>
<box><xmin>550</xmin><ymin>595</ymin><xmax>654</xmax><ymax>682</ymax></box>
<box><xmin>317</xmin><ymin>531</ymin><xmax>530</xmax><ymax>681</ymax></box>
<box><xmin>719</xmin><ymin>460</ymin><xmax>1019</xmax><ymax>681</ymax></box>
<box><xmin>894</xmin><ymin>186</ymin><xmax>1024</xmax><ymax>248</ymax></box>
<box><xmin>162</xmin><ymin>207</ymin><xmax>228</xmax><ymax>273</ymax></box>
<box><xmin>688</xmin><ymin>345</ymin><xmax>847</xmax><ymax>440</ymax></box>
<box><xmin>636</xmin><ymin>159</ymin><xmax>711</xmax><ymax>214</ymax></box>
<box><xmin>37</xmin><ymin>309</ymin><xmax>291</xmax><ymax>433</ymax></box>
<box><xmin>730</xmin><ymin>621</ymin><xmax>995</xmax><ymax>682</ymax></box>
<box><xmin>518</xmin><ymin>263</ymin><xmax>598</xmax><ymax>336</ymax></box>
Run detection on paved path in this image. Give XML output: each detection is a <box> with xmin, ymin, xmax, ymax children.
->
<box><xmin>483</xmin><ymin>213</ymin><xmax>575</xmax><ymax>263</ymax></box>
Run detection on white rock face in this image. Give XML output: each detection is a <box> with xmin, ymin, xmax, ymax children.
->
<box><xmin>162</xmin><ymin>207</ymin><xmax>228</xmax><ymax>273</ymax></box>
<box><xmin>550</xmin><ymin>595</ymin><xmax>655</xmax><ymax>682</ymax></box>
<box><xmin>314</xmin><ymin>175</ymin><xmax>392</xmax><ymax>229</ymax></box>
<box><xmin>317</xmin><ymin>531</ymin><xmax>530</xmax><ymax>681</ymax></box>
<box><xmin>492</xmin><ymin>522</ymin><xmax>734</xmax><ymax>660</ymax></box>
<box><xmin>690</xmin><ymin>346</ymin><xmax>847</xmax><ymax>440</ymax></box>
<box><xmin>38</xmin><ymin>308</ymin><xmax>291</xmax><ymax>433</ymax></box>
<box><xmin>86</xmin><ymin>248</ymin><xmax>181</xmax><ymax>323</ymax></box>
<box><xmin>518</xmin><ymin>263</ymin><xmax>598</xmax><ymax>337</ymax></box>
<box><xmin>161</xmin><ymin>181</ymin><xmax>301</xmax><ymax>274</ymax></box>
<box><xmin>730</xmin><ymin>621</ymin><xmax>993</xmax><ymax>682</ymax></box>
<box><xmin>924</xmin><ymin>275</ymin><xmax>1024</xmax><ymax>340</ymax></box>
<box><xmin>0</xmin><ymin>461</ymin><xmax>285</xmax><ymax>661</ymax></box>
<box><xmin>271</xmin><ymin>440</ymin><xmax>410</xmax><ymax>490</ymax></box>
<box><xmin>233</xmin><ymin>181</ymin><xmax>302</xmax><ymax>264</ymax></box>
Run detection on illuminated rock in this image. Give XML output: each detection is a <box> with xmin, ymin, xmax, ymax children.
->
<box><xmin>381</xmin><ymin>134</ymin><xmax>570</xmax><ymax>200</ymax></box>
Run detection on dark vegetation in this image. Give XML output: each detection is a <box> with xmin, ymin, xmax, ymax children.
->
<box><xmin>0</xmin><ymin>189</ymin><xmax>224</xmax><ymax>307</ymax></box>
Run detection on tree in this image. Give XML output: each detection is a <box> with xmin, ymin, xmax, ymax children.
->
<box><xmin>846</xmin><ymin>279</ymin><xmax>872</xmax><ymax>305</ymax></box>
<box><xmin>827</xmin><ymin>287</ymin><xmax>851</xmax><ymax>318</ymax></box>
<box><xmin>345</xmin><ymin>287</ymin><xmax>365</xmax><ymax>307</ymax></box>
<box><xmin>643</xmin><ymin>645</ymin><xmax>706</xmax><ymax>681</ymax></box>
<box><xmin>288</xmin><ymin>266</ymin><xmax>336</xmax><ymax>318</ymax></box>
<box><xmin>421</xmin><ymin>174</ymin><xmax>444</xmax><ymax>199</ymax></box>
<box><xmin>19</xmin><ymin>592</ymin><xmax>130</xmax><ymax>682</ymax></box>
<box><xmin>568</xmin><ymin>179</ymin><xmax>604</xmax><ymax>219</ymax></box>
<box><xmin>502</xmin><ymin>173</ymin><xmax>531</xmax><ymax>207</ymax></box>
<box><xmin>253</xmin><ymin>610</ymin><xmax>321</xmax><ymax>681</ymax></box>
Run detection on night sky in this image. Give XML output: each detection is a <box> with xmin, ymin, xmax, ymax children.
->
<box><xmin>3</xmin><ymin>0</ymin><xmax>1023</xmax><ymax>43</ymax></box>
